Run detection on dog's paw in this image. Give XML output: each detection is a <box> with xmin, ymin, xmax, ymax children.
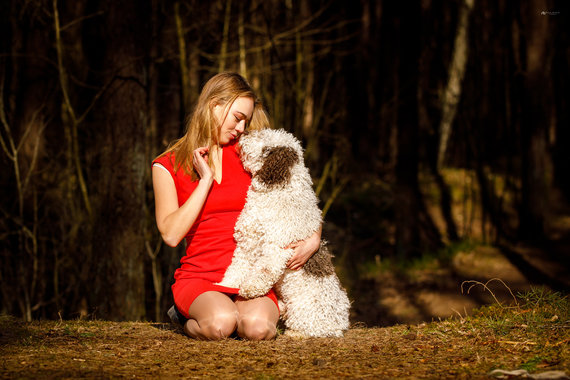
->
<box><xmin>283</xmin><ymin>329</ymin><xmax>309</xmax><ymax>339</ymax></box>
<box><xmin>283</xmin><ymin>328</ymin><xmax>345</xmax><ymax>338</ymax></box>
<box><xmin>239</xmin><ymin>281</ymin><xmax>272</xmax><ymax>298</ymax></box>
<box><xmin>238</xmin><ymin>285</ymin><xmax>265</xmax><ymax>299</ymax></box>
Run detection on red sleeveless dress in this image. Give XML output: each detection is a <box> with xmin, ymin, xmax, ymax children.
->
<box><xmin>153</xmin><ymin>140</ymin><xmax>277</xmax><ymax>318</ymax></box>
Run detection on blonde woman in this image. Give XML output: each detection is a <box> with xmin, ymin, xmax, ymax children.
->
<box><xmin>152</xmin><ymin>73</ymin><xmax>321</xmax><ymax>340</ymax></box>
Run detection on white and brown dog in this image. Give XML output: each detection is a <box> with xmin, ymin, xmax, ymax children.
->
<box><xmin>217</xmin><ymin>128</ymin><xmax>350</xmax><ymax>337</ymax></box>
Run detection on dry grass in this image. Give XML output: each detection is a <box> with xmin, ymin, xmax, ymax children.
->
<box><xmin>1</xmin><ymin>289</ymin><xmax>568</xmax><ymax>379</ymax></box>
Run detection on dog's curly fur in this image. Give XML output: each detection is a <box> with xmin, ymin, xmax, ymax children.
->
<box><xmin>216</xmin><ymin>128</ymin><xmax>351</xmax><ymax>338</ymax></box>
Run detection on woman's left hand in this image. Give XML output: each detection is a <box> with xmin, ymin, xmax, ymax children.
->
<box><xmin>286</xmin><ymin>227</ymin><xmax>322</xmax><ymax>270</ymax></box>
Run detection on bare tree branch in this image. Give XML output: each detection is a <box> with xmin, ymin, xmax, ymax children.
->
<box><xmin>60</xmin><ymin>10</ymin><xmax>104</xmax><ymax>32</ymax></box>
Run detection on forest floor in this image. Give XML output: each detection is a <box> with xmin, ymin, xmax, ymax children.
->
<box><xmin>1</xmin><ymin>289</ymin><xmax>569</xmax><ymax>379</ymax></box>
<box><xmin>3</xmin><ymin>247</ymin><xmax>568</xmax><ymax>380</ymax></box>
<box><xmin>2</xmin><ymin>171</ymin><xmax>570</xmax><ymax>379</ymax></box>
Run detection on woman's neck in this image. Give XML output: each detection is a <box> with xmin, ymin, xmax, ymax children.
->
<box><xmin>210</xmin><ymin>145</ymin><xmax>223</xmax><ymax>184</ymax></box>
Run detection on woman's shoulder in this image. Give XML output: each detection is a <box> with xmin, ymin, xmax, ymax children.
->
<box><xmin>153</xmin><ymin>151</ymin><xmax>176</xmax><ymax>169</ymax></box>
<box><xmin>153</xmin><ymin>152</ymin><xmax>180</xmax><ymax>182</ymax></box>
<box><xmin>153</xmin><ymin>151</ymin><xmax>198</xmax><ymax>187</ymax></box>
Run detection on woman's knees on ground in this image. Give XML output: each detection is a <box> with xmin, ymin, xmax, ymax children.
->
<box><xmin>183</xmin><ymin>292</ymin><xmax>278</xmax><ymax>340</ymax></box>
<box><xmin>186</xmin><ymin>311</ymin><xmax>238</xmax><ymax>340</ymax></box>
<box><xmin>185</xmin><ymin>312</ymin><xmax>276</xmax><ymax>340</ymax></box>
<box><xmin>237</xmin><ymin>314</ymin><xmax>277</xmax><ymax>341</ymax></box>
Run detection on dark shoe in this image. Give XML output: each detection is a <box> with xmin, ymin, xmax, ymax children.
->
<box><xmin>167</xmin><ymin>305</ymin><xmax>188</xmax><ymax>326</ymax></box>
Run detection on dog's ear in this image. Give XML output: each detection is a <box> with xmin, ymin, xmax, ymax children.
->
<box><xmin>256</xmin><ymin>146</ymin><xmax>299</xmax><ymax>187</ymax></box>
<box><xmin>303</xmin><ymin>244</ymin><xmax>336</xmax><ymax>277</ymax></box>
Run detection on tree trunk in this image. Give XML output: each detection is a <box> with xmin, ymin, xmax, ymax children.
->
<box><xmin>419</xmin><ymin>0</ymin><xmax>460</xmax><ymax>242</ymax></box>
<box><xmin>551</xmin><ymin>9</ymin><xmax>570</xmax><ymax>202</ymax></box>
<box><xmin>89</xmin><ymin>0</ymin><xmax>149</xmax><ymax>321</ymax></box>
<box><xmin>517</xmin><ymin>0</ymin><xmax>552</xmax><ymax>241</ymax></box>
<box><xmin>218</xmin><ymin>0</ymin><xmax>232</xmax><ymax>72</ymax></box>
<box><xmin>238</xmin><ymin>1</ymin><xmax>247</xmax><ymax>78</ymax></box>
<box><xmin>174</xmin><ymin>1</ymin><xmax>191</xmax><ymax>114</ymax></box>
<box><xmin>394</xmin><ymin>2</ymin><xmax>422</xmax><ymax>259</ymax></box>
<box><xmin>437</xmin><ymin>0</ymin><xmax>474</xmax><ymax>169</ymax></box>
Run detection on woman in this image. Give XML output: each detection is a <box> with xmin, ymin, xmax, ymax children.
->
<box><xmin>152</xmin><ymin>72</ymin><xmax>321</xmax><ymax>340</ymax></box>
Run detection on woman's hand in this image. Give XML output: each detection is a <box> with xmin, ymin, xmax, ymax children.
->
<box><xmin>285</xmin><ymin>227</ymin><xmax>322</xmax><ymax>270</ymax></box>
<box><xmin>193</xmin><ymin>146</ymin><xmax>213</xmax><ymax>182</ymax></box>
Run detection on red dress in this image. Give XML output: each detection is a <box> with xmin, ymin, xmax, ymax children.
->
<box><xmin>153</xmin><ymin>140</ymin><xmax>278</xmax><ymax>318</ymax></box>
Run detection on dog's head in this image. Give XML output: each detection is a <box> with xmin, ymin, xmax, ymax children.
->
<box><xmin>238</xmin><ymin>129</ymin><xmax>303</xmax><ymax>190</ymax></box>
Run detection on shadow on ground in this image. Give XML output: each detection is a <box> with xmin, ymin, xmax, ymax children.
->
<box><xmin>346</xmin><ymin>217</ymin><xmax>570</xmax><ymax>327</ymax></box>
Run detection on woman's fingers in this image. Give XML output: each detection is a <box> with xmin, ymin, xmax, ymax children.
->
<box><xmin>284</xmin><ymin>241</ymin><xmax>300</xmax><ymax>250</ymax></box>
<box><xmin>192</xmin><ymin>147</ymin><xmax>213</xmax><ymax>179</ymax></box>
<box><xmin>285</xmin><ymin>230</ymin><xmax>321</xmax><ymax>270</ymax></box>
<box><xmin>193</xmin><ymin>147</ymin><xmax>209</xmax><ymax>162</ymax></box>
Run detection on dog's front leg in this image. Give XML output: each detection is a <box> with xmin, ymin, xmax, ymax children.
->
<box><xmin>239</xmin><ymin>244</ymin><xmax>293</xmax><ymax>299</ymax></box>
<box><xmin>216</xmin><ymin>245</ymin><xmax>253</xmax><ymax>288</ymax></box>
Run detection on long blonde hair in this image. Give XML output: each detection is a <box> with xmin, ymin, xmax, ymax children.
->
<box><xmin>159</xmin><ymin>72</ymin><xmax>269</xmax><ymax>179</ymax></box>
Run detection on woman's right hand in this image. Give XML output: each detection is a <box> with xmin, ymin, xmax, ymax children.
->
<box><xmin>193</xmin><ymin>146</ymin><xmax>213</xmax><ymax>182</ymax></box>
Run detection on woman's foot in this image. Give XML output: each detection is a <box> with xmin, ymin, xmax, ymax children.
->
<box><xmin>167</xmin><ymin>305</ymin><xmax>188</xmax><ymax>326</ymax></box>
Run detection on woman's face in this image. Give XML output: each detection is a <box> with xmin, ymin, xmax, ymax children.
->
<box><xmin>214</xmin><ymin>96</ymin><xmax>254</xmax><ymax>145</ymax></box>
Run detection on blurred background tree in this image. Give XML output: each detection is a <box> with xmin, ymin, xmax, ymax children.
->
<box><xmin>1</xmin><ymin>0</ymin><xmax>568</xmax><ymax>323</ymax></box>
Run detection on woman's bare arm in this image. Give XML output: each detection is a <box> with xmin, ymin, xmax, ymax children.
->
<box><xmin>152</xmin><ymin>147</ymin><xmax>214</xmax><ymax>247</ymax></box>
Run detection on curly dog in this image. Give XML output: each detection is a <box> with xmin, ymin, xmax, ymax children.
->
<box><xmin>217</xmin><ymin>129</ymin><xmax>350</xmax><ymax>337</ymax></box>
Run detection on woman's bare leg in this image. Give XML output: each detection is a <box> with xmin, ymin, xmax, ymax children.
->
<box><xmin>184</xmin><ymin>291</ymin><xmax>238</xmax><ymax>340</ymax></box>
<box><xmin>235</xmin><ymin>296</ymin><xmax>279</xmax><ymax>340</ymax></box>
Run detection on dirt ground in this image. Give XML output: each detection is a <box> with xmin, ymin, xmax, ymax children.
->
<box><xmin>1</xmin><ymin>306</ymin><xmax>568</xmax><ymax>380</ymax></box>
<box><xmin>3</xmin><ymin>225</ymin><xmax>569</xmax><ymax>379</ymax></box>
<box><xmin>2</xmin><ymin>175</ymin><xmax>569</xmax><ymax>379</ymax></box>
<box><xmin>2</xmin><ymin>237</ymin><xmax>569</xmax><ymax>379</ymax></box>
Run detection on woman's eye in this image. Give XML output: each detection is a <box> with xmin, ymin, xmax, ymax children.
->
<box><xmin>234</xmin><ymin>116</ymin><xmax>240</xmax><ymax>122</ymax></box>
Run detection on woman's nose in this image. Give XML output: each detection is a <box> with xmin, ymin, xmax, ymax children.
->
<box><xmin>236</xmin><ymin>120</ymin><xmax>246</xmax><ymax>133</ymax></box>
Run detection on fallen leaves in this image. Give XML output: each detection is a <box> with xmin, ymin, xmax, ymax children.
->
<box><xmin>0</xmin><ymin>317</ymin><xmax>567</xmax><ymax>379</ymax></box>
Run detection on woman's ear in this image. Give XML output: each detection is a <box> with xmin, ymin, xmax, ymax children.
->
<box><xmin>211</xmin><ymin>102</ymin><xmax>221</xmax><ymax>118</ymax></box>
<box><xmin>256</xmin><ymin>146</ymin><xmax>299</xmax><ymax>187</ymax></box>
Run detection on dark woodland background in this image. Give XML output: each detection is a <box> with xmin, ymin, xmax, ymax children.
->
<box><xmin>1</xmin><ymin>0</ymin><xmax>568</xmax><ymax>323</ymax></box>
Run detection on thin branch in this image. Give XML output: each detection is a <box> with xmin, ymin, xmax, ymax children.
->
<box><xmin>315</xmin><ymin>159</ymin><xmax>332</xmax><ymax>198</ymax></box>
<box><xmin>0</xmin><ymin>73</ymin><xmax>16</xmax><ymax>160</ymax></box>
<box><xmin>461</xmin><ymin>278</ymin><xmax>519</xmax><ymax>307</ymax></box>
<box><xmin>53</xmin><ymin>0</ymin><xmax>77</xmax><ymax>125</ymax></box>
<box><xmin>16</xmin><ymin>106</ymin><xmax>44</xmax><ymax>152</ymax></box>
<box><xmin>145</xmin><ymin>240</ymin><xmax>162</xmax><ymax>261</ymax></box>
<box><xmin>0</xmin><ymin>53</ymin><xmax>58</xmax><ymax>69</ymax></box>
<box><xmin>0</xmin><ymin>71</ymin><xmax>24</xmax><ymax>216</ymax></box>
<box><xmin>322</xmin><ymin>178</ymin><xmax>348</xmax><ymax>219</ymax></box>
<box><xmin>76</xmin><ymin>76</ymin><xmax>116</xmax><ymax>125</ymax></box>
<box><xmin>60</xmin><ymin>10</ymin><xmax>104</xmax><ymax>32</ymax></box>
<box><xmin>22</xmin><ymin>122</ymin><xmax>46</xmax><ymax>194</ymax></box>
<box><xmin>76</xmin><ymin>69</ymin><xmax>141</xmax><ymax>126</ymax></box>
<box><xmin>270</xmin><ymin>1</ymin><xmax>329</xmax><ymax>42</ymax></box>
<box><xmin>53</xmin><ymin>0</ymin><xmax>93</xmax><ymax>217</ymax></box>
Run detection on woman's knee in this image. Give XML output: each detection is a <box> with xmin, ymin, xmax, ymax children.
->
<box><xmin>237</xmin><ymin>315</ymin><xmax>277</xmax><ymax>340</ymax></box>
<box><xmin>198</xmin><ymin>311</ymin><xmax>238</xmax><ymax>340</ymax></box>
<box><xmin>185</xmin><ymin>292</ymin><xmax>238</xmax><ymax>340</ymax></box>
